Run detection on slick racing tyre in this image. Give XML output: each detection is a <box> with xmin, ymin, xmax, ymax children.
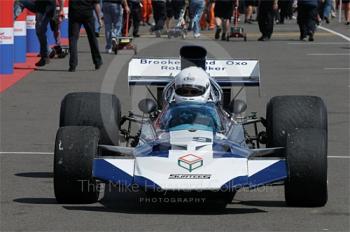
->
<box><xmin>54</xmin><ymin>126</ymin><xmax>100</xmax><ymax>203</ymax></box>
<box><xmin>284</xmin><ymin>128</ymin><xmax>327</xmax><ymax>207</ymax></box>
<box><xmin>60</xmin><ymin>92</ymin><xmax>121</xmax><ymax>146</ymax></box>
<box><xmin>266</xmin><ymin>95</ymin><xmax>327</xmax><ymax>156</ymax></box>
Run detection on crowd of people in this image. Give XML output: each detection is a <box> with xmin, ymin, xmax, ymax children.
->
<box><xmin>14</xmin><ymin>0</ymin><xmax>350</xmax><ymax>71</ymax></box>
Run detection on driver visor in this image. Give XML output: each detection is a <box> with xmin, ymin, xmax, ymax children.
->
<box><xmin>175</xmin><ymin>85</ymin><xmax>206</xmax><ymax>97</ymax></box>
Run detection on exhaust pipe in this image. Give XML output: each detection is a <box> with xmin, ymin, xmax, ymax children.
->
<box><xmin>180</xmin><ymin>46</ymin><xmax>207</xmax><ymax>70</ymax></box>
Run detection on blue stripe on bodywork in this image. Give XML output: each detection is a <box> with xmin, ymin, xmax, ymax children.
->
<box><xmin>134</xmin><ymin>175</ymin><xmax>161</xmax><ymax>190</ymax></box>
<box><xmin>248</xmin><ymin>160</ymin><xmax>287</xmax><ymax>189</ymax></box>
<box><xmin>221</xmin><ymin>176</ymin><xmax>249</xmax><ymax>190</ymax></box>
<box><xmin>93</xmin><ymin>159</ymin><xmax>133</xmax><ymax>186</ymax></box>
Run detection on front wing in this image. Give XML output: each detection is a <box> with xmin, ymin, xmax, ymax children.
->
<box><xmin>92</xmin><ymin>157</ymin><xmax>287</xmax><ymax>191</ymax></box>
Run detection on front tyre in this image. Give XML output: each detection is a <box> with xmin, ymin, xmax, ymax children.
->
<box><xmin>54</xmin><ymin>126</ymin><xmax>100</xmax><ymax>204</ymax></box>
<box><xmin>285</xmin><ymin>128</ymin><xmax>327</xmax><ymax>207</ymax></box>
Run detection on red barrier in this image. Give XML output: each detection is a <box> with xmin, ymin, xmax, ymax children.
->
<box><xmin>0</xmin><ymin>0</ymin><xmax>14</xmax><ymax>74</ymax></box>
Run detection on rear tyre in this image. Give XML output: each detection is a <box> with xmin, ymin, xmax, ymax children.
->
<box><xmin>266</xmin><ymin>96</ymin><xmax>327</xmax><ymax>156</ymax></box>
<box><xmin>285</xmin><ymin>128</ymin><xmax>327</xmax><ymax>206</ymax></box>
<box><xmin>60</xmin><ymin>92</ymin><xmax>121</xmax><ymax>146</ymax></box>
<box><xmin>54</xmin><ymin>126</ymin><xmax>100</xmax><ymax>203</ymax></box>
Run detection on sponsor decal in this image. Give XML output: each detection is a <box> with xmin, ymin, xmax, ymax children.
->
<box><xmin>139</xmin><ymin>197</ymin><xmax>206</xmax><ymax>204</ymax></box>
<box><xmin>0</xmin><ymin>28</ymin><xmax>14</xmax><ymax>45</ymax></box>
<box><xmin>183</xmin><ymin>76</ymin><xmax>195</xmax><ymax>82</ymax></box>
<box><xmin>26</xmin><ymin>15</ymin><xmax>36</xmax><ymax>29</ymax></box>
<box><xmin>193</xmin><ymin>137</ymin><xmax>212</xmax><ymax>143</ymax></box>
<box><xmin>169</xmin><ymin>174</ymin><xmax>211</xmax><ymax>179</ymax></box>
<box><xmin>64</xmin><ymin>7</ymin><xmax>69</xmax><ymax>18</ymax></box>
<box><xmin>14</xmin><ymin>21</ymin><xmax>26</xmax><ymax>36</ymax></box>
<box><xmin>178</xmin><ymin>154</ymin><xmax>203</xmax><ymax>172</ymax></box>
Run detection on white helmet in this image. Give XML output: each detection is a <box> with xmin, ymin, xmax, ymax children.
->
<box><xmin>174</xmin><ymin>67</ymin><xmax>211</xmax><ymax>103</ymax></box>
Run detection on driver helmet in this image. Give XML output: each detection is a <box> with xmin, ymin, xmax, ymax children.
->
<box><xmin>174</xmin><ymin>67</ymin><xmax>211</xmax><ymax>103</ymax></box>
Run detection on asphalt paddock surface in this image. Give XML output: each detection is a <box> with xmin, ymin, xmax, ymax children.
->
<box><xmin>1</xmin><ymin>21</ymin><xmax>349</xmax><ymax>231</ymax></box>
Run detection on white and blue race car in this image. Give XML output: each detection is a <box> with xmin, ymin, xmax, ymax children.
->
<box><xmin>54</xmin><ymin>46</ymin><xmax>328</xmax><ymax>208</ymax></box>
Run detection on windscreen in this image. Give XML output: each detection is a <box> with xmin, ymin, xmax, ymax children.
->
<box><xmin>159</xmin><ymin>103</ymin><xmax>223</xmax><ymax>132</ymax></box>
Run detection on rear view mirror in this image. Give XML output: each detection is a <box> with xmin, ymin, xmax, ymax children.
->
<box><xmin>228</xmin><ymin>99</ymin><xmax>247</xmax><ymax>114</ymax></box>
<box><xmin>138</xmin><ymin>98</ymin><xmax>158</xmax><ymax>114</ymax></box>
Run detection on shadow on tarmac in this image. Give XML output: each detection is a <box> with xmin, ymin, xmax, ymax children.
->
<box><xmin>238</xmin><ymin>200</ymin><xmax>287</xmax><ymax>208</ymax></box>
<box><xmin>13</xmin><ymin>198</ymin><xmax>57</xmax><ymax>204</ymax></box>
<box><xmin>12</xmin><ymin>185</ymin><xmax>268</xmax><ymax>215</ymax></box>
<box><xmin>15</xmin><ymin>172</ymin><xmax>53</xmax><ymax>178</ymax></box>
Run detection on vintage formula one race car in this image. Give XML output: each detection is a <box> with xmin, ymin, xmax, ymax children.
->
<box><xmin>53</xmin><ymin>46</ymin><xmax>328</xmax><ymax>208</ymax></box>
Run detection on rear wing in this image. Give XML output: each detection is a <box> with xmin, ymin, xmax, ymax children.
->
<box><xmin>128</xmin><ymin>58</ymin><xmax>260</xmax><ymax>87</ymax></box>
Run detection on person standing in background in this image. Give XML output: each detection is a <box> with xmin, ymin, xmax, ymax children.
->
<box><xmin>151</xmin><ymin>0</ymin><xmax>166</xmax><ymax>37</ymax></box>
<box><xmin>343</xmin><ymin>0</ymin><xmax>350</xmax><ymax>25</ymax></box>
<box><xmin>257</xmin><ymin>0</ymin><xmax>278</xmax><ymax>41</ymax></box>
<box><xmin>128</xmin><ymin>0</ymin><xmax>141</xmax><ymax>37</ymax></box>
<box><xmin>141</xmin><ymin>0</ymin><xmax>152</xmax><ymax>25</ymax></box>
<box><xmin>103</xmin><ymin>0</ymin><xmax>129</xmax><ymax>53</ymax></box>
<box><xmin>297</xmin><ymin>0</ymin><xmax>319</xmax><ymax>41</ymax></box>
<box><xmin>214</xmin><ymin>0</ymin><xmax>234</xmax><ymax>40</ymax></box>
<box><xmin>49</xmin><ymin>0</ymin><xmax>64</xmax><ymax>49</ymax></box>
<box><xmin>278</xmin><ymin>0</ymin><xmax>293</xmax><ymax>24</ymax></box>
<box><xmin>35</xmin><ymin>0</ymin><xmax>56</xmax><ymax>66</ymax></box>
<box><xmin>321</xmin><ymin>0</ymin><xmax>332</xmax><ymax>23</ymax></box>
<box><xmin>189</xmin><ymin>0</ymin><xmax>205</xmax><ymax>38</ymax></box>
<box><xmin>165</xmin><ymin>0</ymin><xmax>186</xmax><ymax>32</ymax></box>
<box><xmin>68</xmin><ymin>0</ymin><xmax>103</xmax><ymax>72</ymax></box>
<box><xmin>244</xmin><ymin>0</ymin><xmax>257</xmax><ymax>23</ymax></box>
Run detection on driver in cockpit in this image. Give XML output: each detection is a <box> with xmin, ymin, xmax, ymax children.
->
<box><xmin>173</xmin><ymin>66</ymin><xmax>212</xmax><ymax>103</ymax></box>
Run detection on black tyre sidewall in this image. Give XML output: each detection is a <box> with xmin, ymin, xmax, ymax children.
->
<box><xmin>60</xmin><ymin>92</ymin><xmax>121</xmax><ymax>145</ymax></box>
<box><xmin>54</xmin><ymin>126</ymin><xmax>100</xmax><ymax>203</ymax></box>
<box><xmin>266</xmin><ymin>96</ymin><xmax>327</xmax><ymax>155</ymax></box>
<box><xmin>285</xmin><ymin>128</ymin><xmax>328</xmax><ymax>207</ymax></box>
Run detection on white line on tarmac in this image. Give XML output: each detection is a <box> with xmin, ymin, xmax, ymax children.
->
<box><xmin>0</xmin><ymin>152</ymin><xmax>349</xmax><ymax>159</ymax></box>
<box><xmin>308</xmin><ymin>53</ymin><xmax>350</xmax><ymax>56</ymax></box>
<box><xmin>324</xmin><ymin>68</ymin><xmax>350</xmax><ymax>70</ymax></box>
<box><xmin>288</xmin><ymin>42</ymin><xmax>350</xmax><ymax>45</ymax></box>
<box><xmin>0</xmin><ymin>152</ymin><xmax>53</xmax><ymax>155</ymax></box>
<box><xmin>318</xmin><ymin>26</ymin><xmax>350</xmax><ymax>42</ymax></box>
<box><xmin>328</xmin><ymin>156</ymin><xmax>350</xmax><ymax>159</ymax></box>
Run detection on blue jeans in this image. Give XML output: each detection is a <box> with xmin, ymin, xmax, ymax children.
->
<box><xmin>189</xmin><ymin>0</ymin><xmax>205</xmax><ymax>34</ymax></box>
<box><xmin>103</xmin><ymin>2</ymin><xmax>123</xmax><ymax>49</ymax></box>
<box><xmin>322</xmin><ymin>0</ymin><xmax>332</xmax><ymax>19</ymax></box>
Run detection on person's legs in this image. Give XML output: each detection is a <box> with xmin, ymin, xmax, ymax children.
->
<box><xmin>50</xmin><ymin>15</ymin><xmax>62</xmax><ymax>46</ymax></box>
<box><xmin>151</xmin><ymin>1</ymin><xmax>160</xmax><ymax>31</ymax></box>
<box><xmin>214</xmin><ymin>12</ymin><xmax>223</xmax><ymax>40</ymax></box>
<box><xmin>165</xmin><ymin>0</ymin><xmax>173</xmax><ymax>31</ymax></box>
<box><xmin>344</xmin><ymin>2</ymin><xmax>350</xmax><ymax>24</ymax></box>
<box><xmin>192</xmin><ymin>0</ymin><xmax>205</xmax><ymax>36</ymax></box>
<box><xmin>191</xmin><ymin>0</ymin><xmax>205</xmax><ymax>36</ymax></box>
<box><xmin>131</xmin><ymin>1</ymin><xmax>141</xmax><ymax>36</ymax></box>
<box><xmin>103</xmin><ymin>3</ymin><xmax>112</xmax><ymax>50</ymax></box>
<box><xmin>323</xmin><ymin>0</ymin><xmax>332</xmax><ymax>22</ymax></box>
<box><xmin>35</xmin><ymin>11</ymin><xmax>52</xmax><ymax>64</ymax></box>
<box><xmin>245</xmin><ymin>5</ymin><xmax>253</xmax><ymax>23</ymax></box>
<box><xmin>93</xmin><ymin>11</ymin><xmax>101</xmax><ymax>36</ymax></box>
<box><xmin>112</xmin><ymin>3</ymin><xmax>123</xmax><ymax>37</ymax></box>
<box><xmin>297</xmin><ymin>4</ymin><xmax>307</xmax><ymax>40</ymax></box>
<box><xmin>83</xmin><ymin>17</ymin><xmax>102</xmax><ymax>67</ymax></box>
<box><xmin>266</xmin><ymin>10</ymin><xmax>274</xmax><ymax>38</ymax></box>
<box><xmin>306</xmin><ymin>5</ymin><xmax>318</xmax><ymax>40</ymax></box>
<box><xmin>257</xmin><ymin>8</ymin><xmax>267</xmax><ymax>38</ymax></box>
<box><xmin>68</xmin><ymin>19</ymin><xmax>81</xmax><ymax>68</ymax></box>
<box><xmin>152</xmin><ymin>1</ymin><xmax>166</xmax><ymax>32</ymax></box>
